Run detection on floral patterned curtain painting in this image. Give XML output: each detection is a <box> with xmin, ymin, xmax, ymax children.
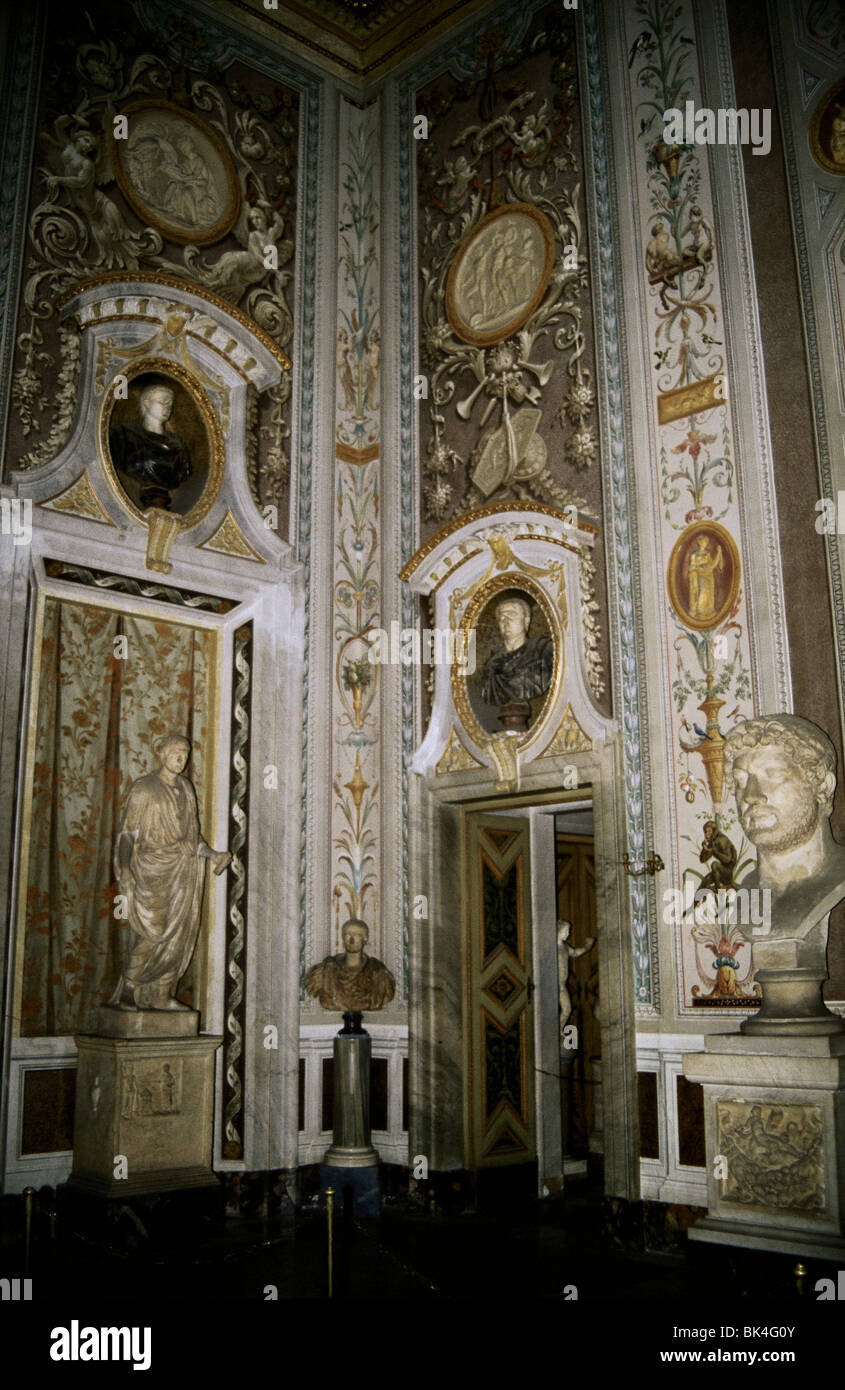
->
<box><xmin>20</xmin><ymin>599</ymin><xmax>213</xmax><ymax>1036</ymax></box>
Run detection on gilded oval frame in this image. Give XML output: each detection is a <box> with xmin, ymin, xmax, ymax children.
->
<box><xmin>809</xmin><ymin>78</ymin><xmax>845</xmax><ymax>177</ymax></box>
<box><xmin>111</xmin><ymin>99</ymin><xmax>241</xmax><ymax>246</ymax></box>
<box><xmin>99</xmin><ymin>357</ymin><xmax>225</xmax><ymax>530</ymax></box>
<box><xmin>452</xmin><ymin>572</ymin><xmax>562</xmax><ymax>749</ymax></box>
<box><xmin>667</xmin><ymin>521</ymin><xmax>741</xmax><ymax>633</ymax></box>
<box><xmin>445</xmin><ymin>202</ymin><xmax>556</xmax><ymax>348</ymax></box>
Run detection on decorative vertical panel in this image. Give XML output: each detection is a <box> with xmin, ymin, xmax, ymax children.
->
<box><xmin>621</xmin><ymin>0</ymin><xmax>773</xmax><ymax>1011</ymax></box>
<box><xmin>329</xmin><ymin>98</ymin><xmax>383</xmax><ymax>950</ymax></box>
<box><xmin>223</xmin><ymin>621</ymin><xmax>251</xmax><ymax>1160</ymax></box>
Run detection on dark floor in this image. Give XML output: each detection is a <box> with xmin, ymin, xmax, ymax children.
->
<box><xmin>1</xmin><ymin>1174</ymin><xmax>839</xmax><ymax>1303</ymax></box>
<box><xmin>2</xmin><ymin>1178</ymin><xmax>840</xmax><ymax>1373</ymax></box>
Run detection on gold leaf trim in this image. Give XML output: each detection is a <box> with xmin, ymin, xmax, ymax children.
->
<box><xmin>200</xmin><ymin>511</ymin><xmax>266</xmax><ymax>564</ymax></box>
<box><xmin>399</xmin><ymin>502</ymin><xmax>597</xmax><ymax>581</ymax></box>
<box><xmin>540</xmin><ymin>703</ymin><xmax>592</xmax><ymax>757</ymax></box>
<box><xmin>40</xmin><ymin>472</ymin><xmax>115</xmax><ymax>526</ymax></box>
<box><xmin>436</xmin><ymin>726</ymin><xmax>484</xmax><ymax>775</ymax></box>
<box><xmin>58</xmin><ymin>272</ymin><xmax>291</xmax><ymax>371</ymax></box>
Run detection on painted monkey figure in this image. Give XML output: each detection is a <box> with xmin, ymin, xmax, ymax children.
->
<box><xmin>698</xmin><ymin>820</ymin><xmax>738</xmax><ymax>893</ymax></box>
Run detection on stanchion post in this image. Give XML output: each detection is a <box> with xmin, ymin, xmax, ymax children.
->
<box><xmin>325</xmin><ymin>1186</ymin><xmax>335</xmax><ymax>1299</ymax></box>
<box><xmin>23</xmin><ymin>1187</ymin><xmax>35</xmax><ymax>1277</ymax></box>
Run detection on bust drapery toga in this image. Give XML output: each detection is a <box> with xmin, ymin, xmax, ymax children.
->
<box><xmin>109</xmin><ymin>769</ymin><xmax>217</xmax><ymax>1009</ymax></box>
<box><xmin>109</xmin><ymin>421</ymin><xmax>191</xmax><ymax>509</ymax></box>
<box><xmin>481</xmin><ymin>633</ymin><xmax>554</xmax><ymax>705</ymax></box>
<box><xmin>304</xmin><ymin>954</ymin><xmax>395</xmax><ymax>1013</ymax></box>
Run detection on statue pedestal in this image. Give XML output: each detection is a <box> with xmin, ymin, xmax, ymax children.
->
<box><xmin>683</xmin><ymin>1033</ymin><xmax>845</xmax><ymax>1259</ymax></box>
<box><xmin>740</xmin><ymin>937</ymin><xmax>845</xmax><ymax>1037</ymax></box>
<box><xmin>320</xmin><ymin>1013</ymin><xmax>380</xmax><ymax>1217</ymax></box>
<box><xmin>69</xmin><ymin>1021</ymin><xmax>222</xmax><ymax>1198</ymax></box>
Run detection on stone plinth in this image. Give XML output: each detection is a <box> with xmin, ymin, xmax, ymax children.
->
<box><xmin>741</xmin><ymin>936</ymin><xmax>845</xmax><ymax>1037</ymax></box>
<box><xmin>683</xmin><ymin>1033</ymin><xmax>845</xmax><ymax>1258</ymax></box>
<box><xmin>69</xmin><ymin>1032</ymin><xmax>222</xmax><ymax>1197</ymax></box>
<box><xmin>96</xmin><ymin>1005</ymin><xmax>200</xmax><ymax>1039</ymax></box>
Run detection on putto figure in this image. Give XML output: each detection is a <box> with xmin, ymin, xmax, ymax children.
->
<box><xmin>305</xmin><ymin>919</ymin><xmax>395</xmax><ymax>1013</ymax></box>
<box><xmin>108</xmin><ymin>736</ymin><xmax>230</xmax><ymax>1011</ymax></box>
<box><xmin>109</xmin><ymin>381</ymin><xmax>192</xmax><ymax>511</ymax></box>
<box><xmin>481</xmin><ymin>596</ymin><xmax>554</xmax><ymax>707</ymax></box>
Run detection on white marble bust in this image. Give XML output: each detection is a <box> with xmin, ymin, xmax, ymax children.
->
<box><xmin>723</xmin><ymin>714</ymin><xmax>845</xmax><ymax>976</ymax></box>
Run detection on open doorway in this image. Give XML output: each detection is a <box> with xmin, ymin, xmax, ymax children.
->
<box><xmin>458</xmin><ymin>792</ymin><xmax>614</xmax><ymax>1200</ymax></box>
<box><xmin>554</xmin><ymin>807</ymin><xmax>601</xmax><ymax>1180</ymax></box>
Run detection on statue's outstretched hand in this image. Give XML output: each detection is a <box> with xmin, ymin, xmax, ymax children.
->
<box><xmin>212</xmin><ymin>850</ymin><xmax>232</xmax><ymax>875</ymax></box>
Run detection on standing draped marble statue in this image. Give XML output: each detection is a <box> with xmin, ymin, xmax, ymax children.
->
<box><xmin>108</xmin><ymin>735</ymin><xmax>230</xmax><ymax>1011</ymax></box>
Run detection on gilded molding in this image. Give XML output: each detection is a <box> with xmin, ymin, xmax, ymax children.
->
<box><xmin>39</xmin><ymin>473</ymin><xmax>114</xmax><ymax>526</ymax></box>
<box><xmin>59</xmin><ymin>272</ymin><xmax>291</xmax><ymax>371</ymax></box>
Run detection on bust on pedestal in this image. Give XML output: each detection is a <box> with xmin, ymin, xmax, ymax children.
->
<box><xmin>69</xmin><ymin>736</ymin><xmax>228</xmax><ymax>1197</ymax></box>
<box><xmin>684</xmin><ymin>715</ymin><xmax>845</xmax><ymax>1258</ymax></box>
<box><xmin>305</xmin><ymin>919</ymin><xmax>395</xmax><ymax>1217</ymax></box>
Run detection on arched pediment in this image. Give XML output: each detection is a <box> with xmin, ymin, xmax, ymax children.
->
<box><xmin>14</xmin><ymin>274</ymin><xmax>291</xmax><ymax>576</ymax></box>
<box><xmin>401</xmin><ymin>503</ymin><xmax>613</xmax><ymax>791</ymax></box>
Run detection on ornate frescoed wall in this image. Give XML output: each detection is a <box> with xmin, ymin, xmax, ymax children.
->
<box><xmin>597</xmin><ymin>0</ymin><xmax>792</xmax><ymax>1021</ymax></box>
<box><xmin>414</xmin><ymin>4</ymin><xmax>610</xmax><ymax>711</ymax></box>
<box><xmin>1</xmin><ymin>0</ymin><xmax>841</xmax><ymax>1210</ymax></box>
<box><xmin>2</xmin><ymin>0</ymin><xmax>298</xmax><ymax>524</ymax></box>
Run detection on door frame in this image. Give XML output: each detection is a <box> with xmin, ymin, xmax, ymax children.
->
<box><xmin>408</xmin><ymin>732</ymin><xmax>641</xmax><ymax>1201</ymax></box>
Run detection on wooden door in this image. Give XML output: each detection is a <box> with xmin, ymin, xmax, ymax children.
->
<box><xmin>464</xmin><ymin>812</ymin><xmax>535</xmax><ymax>1169</ymax></box>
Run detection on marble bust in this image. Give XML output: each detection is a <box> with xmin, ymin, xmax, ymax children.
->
<box><xmin>107</xmin><ymin>735</ymin><xmax>231</xmax><ymax>1011</ymax></box>
<box><xmin>723</xmin><ymin>714</ymin><xmax>845</xmax><ymax>1030</ymax></box>
<box><xmin>481</xmin><ymin>597</ymin><xmax>554</xmax><ymax>707</ymax></box>
<box><xmin>305</xmin><ymin>919</ymin><xmax>395</xmax><ymax>1013</ymax></box>
<box><xmin>110</xmin><ymin>382</ymin><xmax>192</xmax><ymax>511</ymax></box>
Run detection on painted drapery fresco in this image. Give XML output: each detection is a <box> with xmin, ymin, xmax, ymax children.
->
<box><xmin>20</xmin><ymin>599</ymin><xmax>213</xmax><ymax>1036</ymax></box>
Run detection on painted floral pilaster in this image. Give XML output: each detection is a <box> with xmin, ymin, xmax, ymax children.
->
<box><xmin>330</xmin><ymin>99</ymin><xmax>382</xmax><ymax>956</ymax></box>
<box><xmin>623</xmin><ymin>0</ymin><xmax>762</xmax><ymax>1011</ymax></box>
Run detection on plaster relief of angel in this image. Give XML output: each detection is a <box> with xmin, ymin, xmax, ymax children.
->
<box><xmin>511</xmin><ymin>100</ymin><xmax>554</xmax><ymax>164</ymax></box>
<box><xmin>155</xmin><ymin>194</ymin><xmax>292</xmax><ymax>340</ymax></box>
<box><xmin>434</xmin><ymin>154</ymin><xmax>477</xmax><ymax>211</ymax></box>
<box><xmin>38</xmin><ymin>115</ymin><xmax>161</xmax><ymax>270</ymax></box>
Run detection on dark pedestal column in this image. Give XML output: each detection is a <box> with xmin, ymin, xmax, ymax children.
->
<box><xmin>320</xmin><ymin>1012</ymin><xmax>380</xmax><ymax>1217</ymax></box>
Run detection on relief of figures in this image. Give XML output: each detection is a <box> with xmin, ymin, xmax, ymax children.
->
<box><xmin>717</xmin><ymin>1102</ymin><xmax>824</xmax><ymax>1210</ymax></box>
<box><xmin>117</xmin><ymin>105</ymin><xmax>231</xmax><ymax>236</ymax></box>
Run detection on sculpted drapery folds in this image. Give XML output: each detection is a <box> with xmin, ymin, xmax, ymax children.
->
<box><xmin>305</xmin><ymin>919</ymin><xmax>395</xmax><ymax>1013</ymax></box>
<box><xmin>110</xmin><ymin>736</ymin><xmax>230</xmax><ymax>1011</ymax></box>
<box><xmin>481</xmin><ymin>596</ymin><xmax>554</xmax><ymax>706</ymax></box>
<box><xmin>21</xmin><ymin>603</ymin><xmax>213</xmax><ymax>1036</ymax></box>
